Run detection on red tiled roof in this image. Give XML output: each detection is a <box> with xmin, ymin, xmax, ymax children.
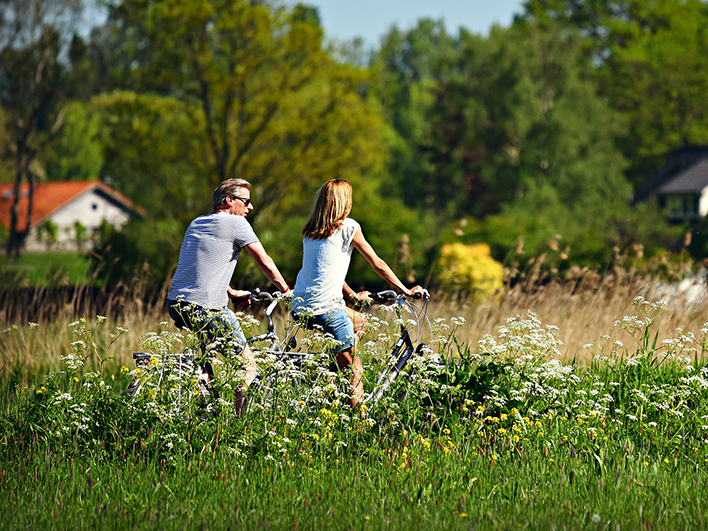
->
<box><xmin>0</xmin><ymin>180</ymin><xmax>145</xmax><ymax>231</ymax></box>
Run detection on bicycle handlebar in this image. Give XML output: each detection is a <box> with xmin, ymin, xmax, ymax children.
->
<box><xmin>370</xmin><ymin>289</ymin><xmax>430</xmax><ymax>303</ymax></box>
<box><xmin>248</xmin><ymin>288</ymin><xmax>288</xmax><ymax>303</ymax></box>
<box><xmin>243</xmin><ymin>288</ymin><xmax>429</xmax><ymax>305</ymax></box>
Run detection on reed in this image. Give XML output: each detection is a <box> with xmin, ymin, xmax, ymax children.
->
<box><xmin>3</xmin><ymin>258</ymin><xmax>707</xmax><ymax>383</ymax></box>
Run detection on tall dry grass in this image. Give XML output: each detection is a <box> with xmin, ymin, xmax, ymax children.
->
<box><xmin>3</xmin><ymin>256</ymin><xmax>708</xmax><ymax>381</ymax></box>
<box><xmin>434</xmin><ymin>253</ymin><xmax>708</xmax><ymax>364</ymax></box>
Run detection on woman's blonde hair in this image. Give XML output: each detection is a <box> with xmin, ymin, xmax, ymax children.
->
<box><xmin>302</xmin><ymin>179</ymin><xmax>353</xmax><ymax>240</ymax></box>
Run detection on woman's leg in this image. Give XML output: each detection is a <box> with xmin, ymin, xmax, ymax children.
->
<box><xmin>335</xmin><ymin>347</ymin><xmax>364</xmax><ymax>407</ymax></box>
<box><xmin>345</xmin><ymin>307</ymin><xmax>369</xmax><ymax>341</ymax></box>
<box><xmin>296</xmin><ymin>309</ymin><xmax>362</xmax><ymax>407</ymax></box>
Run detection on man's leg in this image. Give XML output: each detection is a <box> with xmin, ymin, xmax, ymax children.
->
<box><xmin>205</xmin><ymin>307</ymin><xmax>255</xmax><ymax>416</ymax></box>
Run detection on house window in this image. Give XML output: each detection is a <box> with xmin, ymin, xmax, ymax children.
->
<box><xmin>666</xmin><ymin>194</ymin><xmax>699</xmax><ymax>219</ymax></box>
<box><xmin>92</xmin><ymin>203</ymin><xmax>98</xmax><ymax>210</ymax></box>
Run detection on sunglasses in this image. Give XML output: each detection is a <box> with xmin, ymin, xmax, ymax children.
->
<box><xmin>232</xmin><ymin>196</ymin><xmax>252</xmax><ymax>207</ymax></box>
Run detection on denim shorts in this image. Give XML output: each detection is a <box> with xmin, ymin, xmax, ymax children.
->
<box><xmin>292</xmin><ymin>309</ymin><xmax>355</xmax><ymax>353</ymax></box>
<box><xmin>167</xmin><ymin>299</ymin><xmax>247</xmax><ymax>356</ymax></box>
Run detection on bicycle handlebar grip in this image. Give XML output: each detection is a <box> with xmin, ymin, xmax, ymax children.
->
<box><xmin>371</xmin><ymin>290</ymin><xmax>398</xmax><ymax>303</ymax></box>
<box><xmin>413</xmin><ymin>289</ymin><xmax>431</xmax><ymax>301</ymax></box>
<box><xmin>250</xmin><ymin>288</ymin><xmax>278</xmax><ymax>303</ymax></box>
<box><xmin>232</xmin><ymin>291</ymin><xmax>252</xmax><ymax>302</ymax></box>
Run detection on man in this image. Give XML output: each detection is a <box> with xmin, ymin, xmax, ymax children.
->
<box><xmin>167</xmin><ymin>178</ymin><xmax>290</xmax><ymax>413</ymax></box>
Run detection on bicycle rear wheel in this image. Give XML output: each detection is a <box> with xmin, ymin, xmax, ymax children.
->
<box><xmin>245</xmin><ymin>351</ymin><xmax>346</xmax><ymax>414</ymax></box>
<box><xmin>123</xmin><ymin>349</ymin><xmax>216</xmax><ymax>415</ymax></box>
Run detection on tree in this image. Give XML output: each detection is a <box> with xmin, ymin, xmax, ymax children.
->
<box><xmin>521</xmin><ymin>0</ymin><xmax>708</xmax><ymax>187</ymax></box>
<box><xmin>371</xmin><ymin>20</ymin><xmax>464</xmax><ymax>216</ymax></box>
<box><xmin>104</xmin><ymin>0</ymin><xmax>388</xmax><ymax>226</ymax></box>
<box><xmin>87</xmin><ymin>91</ymin><xmax>207</xmax><ymax>222</ymax></box>
<box><xmin>40</xmin><ymin>101</ymin><xmax>103</xmax><ymax>181</ymax></box>
<box><xmin>0</xmin><ymin>0</ymin><xmax>84</xmax><ymax>256</ymax></box>
<box><xmin>599</xmin><ymin>0</ymin><xmax>708</xmax><ymax>185</ymax></box>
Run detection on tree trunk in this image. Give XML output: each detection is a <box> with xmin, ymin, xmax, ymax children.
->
<box><xmin>6</xmin><ymin>143</ymin><xmax>32</xmax><ymax>258</ymax></box>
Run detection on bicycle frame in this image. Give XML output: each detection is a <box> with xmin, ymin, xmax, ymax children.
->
<box><xmin>363</xmin><ymin>290</ymin><xmax>431</xmax><ymax>404</ymax></box>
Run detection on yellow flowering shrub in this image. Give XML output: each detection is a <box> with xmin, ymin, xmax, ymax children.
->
<box><xmin>436</xmin><ymin>242</ymin><xmax>504</xmax><ymax>302</ymax></box>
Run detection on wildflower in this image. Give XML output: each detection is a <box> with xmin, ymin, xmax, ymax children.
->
<box><xmin>37</xmin><ymin>386</ymin><xmax>47</xmax><ymax>394</ymax></box>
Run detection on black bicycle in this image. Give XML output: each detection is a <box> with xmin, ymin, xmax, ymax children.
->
<box><xmin>362</xmin><ymin>289</ymin><xmax>431</xmax><ymax>404</ymax></box>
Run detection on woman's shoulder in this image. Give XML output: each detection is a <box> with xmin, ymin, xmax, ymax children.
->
<box><xmin>342</xmin><ymin>217</ymin><xmax>360</xmax><ymax>230</ymax></box>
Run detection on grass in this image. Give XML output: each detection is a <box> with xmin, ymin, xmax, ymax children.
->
<box><xmin>0</xmin><ymin>251</ymin><xmax>94</xmax><ymax>288</ymax></box>
<box><xmin>3</xmin><ymin>269</ymin><xmax>708</xmax><ymax>529</ymax></box>
<box><xmin>3</xmin><ymin>446</ymin><xmax>705</xmax><ymax>530</ymax></box>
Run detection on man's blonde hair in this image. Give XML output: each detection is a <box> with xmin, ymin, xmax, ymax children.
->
<box><xmin>302</xmin><ymin>179</ymin><xmax>353</xmax><ymax>240</ymax></box>
<box><xmin>213</xmin><ymin>178</ymin><xmax>252</xmax><ymax>211</ymax></box>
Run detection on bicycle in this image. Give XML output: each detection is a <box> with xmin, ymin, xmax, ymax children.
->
<box><xmin>362</xmin><ymin>289</ymin><xmax>431</xmax><ymax>404</ymax></box>
<box><xmin>125</xmin><ymin>288</ymin><xmax>432</xmax><ymax>415</ymax></box>
<box><xmin>123</xmin><ymin>347</ymin><xmax>219</xmax><ymax>417</ymax></box>
<box><xmin>123</xmin><ymin>290</ymin><xmax>295</xmax><ymax>413</ymax></box>
<box><xmin>245</xmin><ymin>288</ymin><xmax>432</xmax><ymax>412</ymax></box>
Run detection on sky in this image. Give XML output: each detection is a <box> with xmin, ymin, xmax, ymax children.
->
<box><xmin>283</xmin><ymin>0</ymin><xmax>526</xmax><ymax>48</ymax></box>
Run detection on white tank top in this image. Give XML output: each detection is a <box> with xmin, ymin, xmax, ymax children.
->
<box><xmin>292</xmin><ymin>217</ymin><xmax>360</xmax><ymax>315</ymax></box>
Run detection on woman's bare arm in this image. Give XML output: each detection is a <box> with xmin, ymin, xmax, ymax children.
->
<box><xmin>351</xmin><ymin>228</ymin><xmax>424</xmax><ymax>297</ymax></box>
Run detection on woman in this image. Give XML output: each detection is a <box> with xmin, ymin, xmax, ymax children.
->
<box><xmin>291</xmin><ymin>179</ymin><xmax>426</xmax><ymax>407</ymax></box>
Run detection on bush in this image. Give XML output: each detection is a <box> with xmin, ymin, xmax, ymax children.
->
<box><xmin>435</xmin><ymin>242</ymin><xmax>503</xmax><ymax>302</ymax></box>
<box><xmin>94</xmin><ymin>218</ymin><xmax>185</xmax><ymax>286</ymax></box>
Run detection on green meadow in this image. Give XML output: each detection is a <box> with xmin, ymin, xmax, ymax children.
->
<box><xmin>3</xmin><ymin>283</ymin><xmax>708</xmax><ymax>530</ymax></box>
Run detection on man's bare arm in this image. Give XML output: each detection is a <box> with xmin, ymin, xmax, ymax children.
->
<box><xmin>244</xmin><ymin>242</ymin><xmax>290</xmax><ymax>292</ymax></box>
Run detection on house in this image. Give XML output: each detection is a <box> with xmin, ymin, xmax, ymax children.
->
<box><xmin>633</xmin><ymin>146</ymin><xmax>708</xmax><ymax>222</ymax></box>
<box><xmin>0</xmin><ymin>180</ymin><xmax>145</xmax><ymax>252</ymax></box>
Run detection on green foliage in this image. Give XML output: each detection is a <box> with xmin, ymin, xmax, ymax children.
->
<box><xmin>466</xmin><ymin>183</ymin><xmax>682</xmax><ymax>267</ymax></box>
<box><xmin>602</xmin><ymin>0</ymin><xmax>708</xmax><ymax>185</ymax></box>
<box><xmin>106</xmin><ymin>0</ymin><xmax>388</xmax><ymax>225</ymax></box>
<box><xmin>88</xmin><ymin>90</ymin><xmax>208</xmax><ymax>222</ymax></box>
<box><xmin>245</xmin><ymin>213</ymin><xmax>307</xmax><ymax>289</ymax></box>
<box><xmin>95</xmin><ymin>218</ymin><xmax>185</xmax><ymax>286</ymax></box>
<box><xmin>372</xmin><ymin>20</ymin><xmax>471</xmax><ymax>218</ymax></box>
<box><xmin>522</xmin><ymin>0</ymin><xmax>708</xmax><ymax>187</ymax></box>
<box><xmin>347</xmin><ymin>181</ymin><xmax>437</xmax><ymax>289</ymax></box>
<box><xmin>372</xmin><ymin>16</ymin><xmax>679</xmax><ymax>269</ymax></box>
<box><xmin>40</xmin><ymin>101</ymin><xmax>104</xmax><ymax>181</ymax></box>
<box><xmin>36</xmin><ymin>220</ymin><xmax>59</xmax><ymax>251</ymax></box>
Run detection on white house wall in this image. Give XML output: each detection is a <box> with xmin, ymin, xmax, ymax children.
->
<box><xmin>24</xmin><ymin>189</ymin><xmax>133</xmax><ymax>252</ymax></box>
<box><xmin>700</xmin><ymin>186</ymin><xmax>708</xmax><ymax>217</ymax></box>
